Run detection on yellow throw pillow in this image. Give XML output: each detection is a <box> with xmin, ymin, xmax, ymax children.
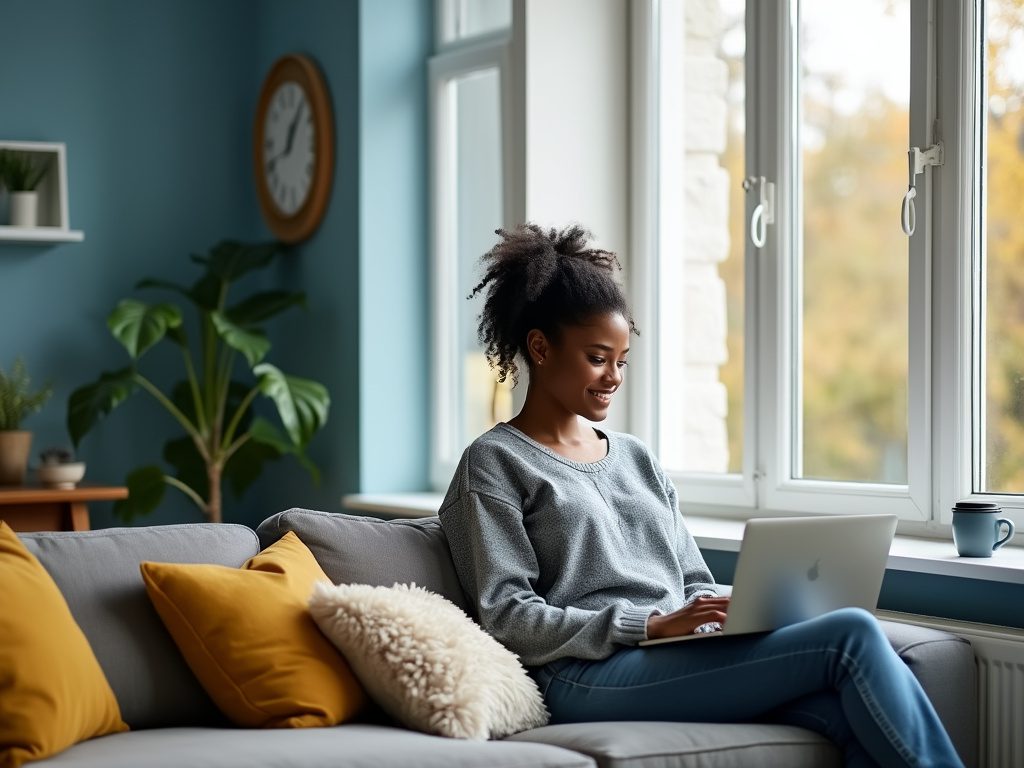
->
<box><xmin>139</xmin><ymin>530</ymin><xmax>365</xmax><ymax>728</ymax></box>
<box><xmin>0</xmin><ymin>522</ymin><xmax>128</xmax><ymax>767</ymax></box>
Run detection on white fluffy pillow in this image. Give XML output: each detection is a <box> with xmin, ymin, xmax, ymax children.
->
<box><xmin>309</xmin><ymin>582</ymin><xmax>549</xmax><ymax>740</ymax></box>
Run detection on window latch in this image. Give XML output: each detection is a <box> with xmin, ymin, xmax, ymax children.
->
<box><xmin>901</xmin><ymin>142</ymin><xmax>943</xmax><ymax>236</ymax></box>
<box><xmin>742</xmin><ymin>176</ymin><xmax>775</xmax><ymax>249</ymax></box>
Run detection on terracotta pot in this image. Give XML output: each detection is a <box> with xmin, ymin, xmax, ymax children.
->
<box><xmin>0</xmin><ymin>430</ymin><xmax>32</xmax><ymax>485</ymax></box>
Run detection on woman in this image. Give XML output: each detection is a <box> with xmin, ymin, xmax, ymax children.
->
<box><xmin>438</xmin><ymin>223</ymin><xmax>963</xmax><ymax>768</ymax></box>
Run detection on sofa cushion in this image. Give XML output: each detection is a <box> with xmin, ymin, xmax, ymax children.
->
<box><xmin>310</xmin><ymin>582</ymin><xmax>548</xmax><ymax>739</ymax></box>
<box><xmin>509</xmin><ymin>722</ymin><xmax>839</xmax><ymax>768</ymax></box>
<box><xmin>28</xmin><ymin>725</ymin><xmax>596</xmax><ymax>768</ymax></box>
<box><xmin>140</xmin><ymin>531</ymin><xmax>366</xmax><ymax>728</ymax></box>
<box><xmin>19</xmin><ymin>524</ymin><xmax>260</xmax><ymax>729</ymax></box>
<box><xmin>257</xmin><ymin>508</ymin><xmax>470</xmax><ymax>611</ymax></box>
<box><xmin>0</xmin><ymin>522</ymin><xmax>128</xmax><ymax>767</ymax></box>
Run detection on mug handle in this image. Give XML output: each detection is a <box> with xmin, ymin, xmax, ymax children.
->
<box><xmin>993</xmin><ymin>518</ymin><xmax>1015</xmax><ymax>551</ymax></box>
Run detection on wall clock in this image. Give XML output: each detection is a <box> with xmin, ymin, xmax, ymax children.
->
<box><xmin>254</xmin><ymin>53</ymin><xmax>334</xmax><ymax>243</ymax></box>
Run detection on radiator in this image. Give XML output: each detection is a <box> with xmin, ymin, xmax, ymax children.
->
<box><xmin>878</xmin><ymin>611</ymin><xmax>1024</xmax><ymax>768</ymax></box>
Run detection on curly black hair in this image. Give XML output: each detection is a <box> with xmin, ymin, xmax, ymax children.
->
<box><xmin>468</xmin><ymin>223</ymin><xmax>638</xmax><ymax>386</ymax></box>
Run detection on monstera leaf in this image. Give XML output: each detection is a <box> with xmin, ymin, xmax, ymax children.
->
<box><xmin>68</xmin><ymin>368</ymin><xmax>138</xmax><ymax>448</ymax></box>
<box><xmin>225</xmin><ymin>437</ymin><xmax>285</xmax><ymax>496</ymax></box>
<box><xmin>107</xmin><ymin>300</ymin><xmax>183</xmax><ymax>359</ymax></box>
<box><xmin>254</xmin><ymin>363</ymin><xmax>330</xmax><ymax>447</ymax></box>
<box><xmin>114</xmin><ymin>465</ymin><xmax>167</xmax><ymax>522</ymax></box>
<box><xmin>194</xmin><ymin>240</ymin><xmax>280</xmax><ymax>282</ymax></box>
<box><xmin>226</xmin><ymin>291</ymin><xmax>306</xmax><ymax>325</ymax></box>
<box><xmin>249</xmin><ymin>417</ymin><xmax>319</xmax><ymax>483</ymax></box>
<box><xmin>211</xmin><ymin>312</ymin><xmax>270</xmax><ymax>367</ymax></box>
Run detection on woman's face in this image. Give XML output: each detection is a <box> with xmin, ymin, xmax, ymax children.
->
<box><xmin>531</xmin><ymin>311</ymin><xmax>631</xmax><ymax>422</ymax></box>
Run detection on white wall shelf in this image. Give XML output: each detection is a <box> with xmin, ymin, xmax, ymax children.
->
<box><xmin>0</xmin><ymin>140</ymin><xmax>84</xmax><ymax>243</ymax></box>
<box><xmin>0</xmin><ymin>225</ymin><xmax>84</xmax><ymax>243</ymax></box>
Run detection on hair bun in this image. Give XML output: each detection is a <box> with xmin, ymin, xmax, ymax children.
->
<box><xmin>468</xmin><ymin>222</ymin><xmax>635</xmax><ymax>386</ymax></box>
<box><xmin>523</xmin><ymin>237</ymin><xmax>559</xmax><ymax>302</ymax></box>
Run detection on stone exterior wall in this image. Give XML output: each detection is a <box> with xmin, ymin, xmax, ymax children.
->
<box><xmin>681</xmin><ymin>0</ymin><xmax>730</xmax><ymax>472</ymax></box>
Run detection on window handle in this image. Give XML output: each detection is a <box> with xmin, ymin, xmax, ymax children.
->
<box><xmin>743</xmin><ymin>176</ymin><xmax>775</xmax><ymax>249</ymax></box>
<box><xmin>901</xmin><ymin>143</ymin><xmax>943</xmax><ymax>236</ymax></box>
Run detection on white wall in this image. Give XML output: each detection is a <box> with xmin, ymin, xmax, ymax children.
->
<box><xmin>516</xmin><ymin>0</ymin><xmax>631</xmax><ymax>431</ymax></box>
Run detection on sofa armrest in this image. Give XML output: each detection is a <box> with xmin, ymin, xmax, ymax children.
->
<box><xmin>878</xmin><ymin>619</ymin><xmax>978</xmax><ymax>768</ymax></box>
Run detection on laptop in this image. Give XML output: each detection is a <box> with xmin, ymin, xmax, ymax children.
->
<box><xmin>639</xmin><ymin>513</ymin><xmax>898</xmax><ymax>646</ymax></box>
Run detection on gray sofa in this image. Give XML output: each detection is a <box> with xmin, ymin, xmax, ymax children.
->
<box><xmin>19</xmin><ymin>508</ymin><xmax>978</xmax><ymax>768</ymax></box>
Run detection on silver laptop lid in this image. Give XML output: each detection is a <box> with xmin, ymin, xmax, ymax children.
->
<box><xmin>724</xmin><ymin>514</ymin><xmax>898</xmax><ymax>635</ymax></box>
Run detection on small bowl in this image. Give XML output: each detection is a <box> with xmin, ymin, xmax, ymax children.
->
<box><xmin>36</xmin><ymin>462</ymin><xmax>86</xmax><ymax>489</ymax></box>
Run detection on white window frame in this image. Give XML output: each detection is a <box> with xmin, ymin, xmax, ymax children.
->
<box><xmin>756</xmin><ymin>0</ymin><xmax>933</xmax><ymax>522</ymax></box>
<box><xmin>630</xmin><ymin>0</ymin><xmax>758</xmax><ymax>511</ymax></box>
<box><xmin>941</xmin><ymin>0</ymin><xmax>1024</xmax><ymax>533</ymax></box>
<box><xmin>436</xmin><ymin>0</ymin><xmax>513</xmax><ymax>49</ymax></box>
<box><xmin>631</xmin><ymin>0</ymin><xmax>1020</xmax><ymax>534</ymax></box>
<box><xmin>428</xmin><ymin>25</ymin><xmax>516</xmax><ymax>491</ymax></box>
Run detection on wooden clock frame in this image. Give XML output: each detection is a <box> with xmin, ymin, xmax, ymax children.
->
<box><xmin>253</xmin><ymin>54</ymin><xmax>334</xmax><ymax>243</ymax></box>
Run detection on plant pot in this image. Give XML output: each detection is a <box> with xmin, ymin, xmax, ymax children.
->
<box><xmin>9</xmin><ymin>191</ymin><xmax>38</xmax><ymax>227</ymax></box>
<box><xmin>37</xmin><ymin>461</ymin><xmax>86</xmax><ymax>489</ymax></box>
<box><xmin>0</xmin><ymin>430</ymin><xmax>32</xmax><ymax>485</ymax></box>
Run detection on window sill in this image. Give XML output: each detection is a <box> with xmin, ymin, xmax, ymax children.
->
<box><xmin>341</xmin><ymin>493</ymin><xmax>1024</xmax><ymax>586</ymax></box>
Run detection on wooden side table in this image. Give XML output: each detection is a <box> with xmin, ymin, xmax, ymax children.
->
<box><xmin>0</xmin><ymin>485</ymin><xmax>129</xmax><ymax>532</ymax></box>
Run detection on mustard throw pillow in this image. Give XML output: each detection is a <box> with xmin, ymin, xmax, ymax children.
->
<box><xmin>0</xmin><ymin>522</ymin><xmax>128</xmax><ymax>768</ymax></box>
<box><xmin>139</xmin><ymin>530</ymin><xmax>365</xmax><ymax>728</ymax></box>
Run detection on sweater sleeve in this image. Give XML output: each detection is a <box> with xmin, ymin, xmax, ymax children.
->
<box><xmin>664</xmin><ymin>477</ymin><xmax>720</xmax><ymax>602</ymax></box>
<box><xmin>440</xmin><ymin>490</ymin><xmax>655</xmax><ymax>667</ymax></box>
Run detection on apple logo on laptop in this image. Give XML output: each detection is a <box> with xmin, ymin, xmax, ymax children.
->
<box><xmin>806</xmin><ymin>559</ymin><xmax>821</xmax><ymax>581</ymax></box>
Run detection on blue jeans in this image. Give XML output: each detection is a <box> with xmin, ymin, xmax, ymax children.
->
<box><xmin>532</xmin><ymin>608</ymin><xmax>963</xmax><ymax>768</ymax></box>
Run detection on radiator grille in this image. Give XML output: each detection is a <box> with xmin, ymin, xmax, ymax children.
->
<box><xmin>976</xmin><ymin>642</ymin><xmax>1024</xmax><ymax>768</ymax></box>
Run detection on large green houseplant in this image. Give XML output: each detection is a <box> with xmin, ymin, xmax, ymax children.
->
<box><xmin>69</xmin><ymin>240</ymin><xmax>329</xmax><ymax>523</ymax></box>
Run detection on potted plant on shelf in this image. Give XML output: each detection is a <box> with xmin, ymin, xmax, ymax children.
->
<box><xmin>37</xmin><ymin>446</ymin><xmax>86</xmax><ymax>489</ymax></box>
<box><xmin>0</xmin><ymin>358</ymin><xmax>53</xmax><ymax>485</ymax></box>
<box><xmin>0</xmin><ymin>149</ymin><xmax>49</xmax><ymax>227</ymax></box>
<box><xmin>68</xmin><ymin>239</ymin><xmax>330</xmax><ymax>523</ymax></box>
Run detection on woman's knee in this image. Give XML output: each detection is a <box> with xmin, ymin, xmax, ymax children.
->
<box><xmin>820</xmin><ymin>607</ymin><xmax>888</xmax><ymax>647</ymax></box>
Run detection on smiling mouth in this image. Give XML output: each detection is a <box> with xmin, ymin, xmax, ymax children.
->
<box><xmin>588</xmin><ymin>389</ymin><xmax>613</xmax><ymax>405</ymax></box>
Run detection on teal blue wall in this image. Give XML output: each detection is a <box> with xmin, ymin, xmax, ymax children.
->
<box><xmin>357</xmin><ymin>0</ymin><xmax>431</xmax><ymax>492</ymax></box>
<box><xmin>0</xmin><ymin>0</ymin><xmax>260</xmax><ymax>527</ymax></box>
<box><xmin>244</xmin><ymin>0</ymin><xmax>364</xmax><ymax>524</ymax></box>
<box><xmin>0</xmin><ymin>0</ymin><xmax>431</xmax><ymax>528</ymax></box>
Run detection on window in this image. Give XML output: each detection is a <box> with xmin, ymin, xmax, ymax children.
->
<box><xmin>437</xmin><ymin>0</ymin><xmax>512</xmax><ymax>46</ymax></box>
<box><xmin>979</xmin><ymin>0</ymin><xmax>1024</xmax><ymax>497</ymax></box>
<box><xmin>636</xmin><ymin>0</ymin><xmax>1023</xmax><ymax>532</ymax></box>
<box><xmin>427</xmin><ymin>0</ymin><xmax>1024</xmax><ymax>536</ymax></box>
<box><xmin>429</xmin><ymin>1</ymin><xmax>514</xmax><ymax>489</ymax></box>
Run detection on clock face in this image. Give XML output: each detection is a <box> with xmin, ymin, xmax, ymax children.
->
<box><xmin>254</xmin><ymin>54</ymin><xmax>333</xmax><ymax>243</ymax></box>
<box><xmin>262</xmin><ymin>80</ymin><xmax>315</xmax><ymax>216</ymax></box>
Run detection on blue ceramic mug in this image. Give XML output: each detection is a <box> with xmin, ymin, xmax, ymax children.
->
<box><xmin>951</xmin><ymin>502</ymin><xmax>1015</xmax><ymax>557</ymax></box>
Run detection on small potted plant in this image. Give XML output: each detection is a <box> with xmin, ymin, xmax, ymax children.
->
<box><xmin>0</xmin><ymin>149</ymin><xmax>49</xmax><ymax>227</ymax></box>
<box><xmin>0</xmin><ymin>358</ymin><xmax>53</xmax><ymax>485</ymax></box>
<box><xmin>37</xmin><ymin>446</ymin><xmax>86</xmax><ymax>489</ymax></box>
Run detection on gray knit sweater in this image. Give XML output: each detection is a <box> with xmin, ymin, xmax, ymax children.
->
<box><xmin>438</xmin><ymin>423</ymin><xmax>717</xmax><ymax>667</ymax></box>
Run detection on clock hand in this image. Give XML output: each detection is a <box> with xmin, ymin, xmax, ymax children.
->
<box><xmin>266</xmin><ymin>102</ymin><xmax>306</xmax><ymax>174</ymax></box>
<box><xmin>283</xmin><ymin>102</ymin><xmax>305</xmax><ymax>157</ymax></box>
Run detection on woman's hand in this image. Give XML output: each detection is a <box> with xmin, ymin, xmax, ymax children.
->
<box><xmin>646</xmin><ymin>596</ymin><xmax>731</xmax><ymax>640</ymax></box>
